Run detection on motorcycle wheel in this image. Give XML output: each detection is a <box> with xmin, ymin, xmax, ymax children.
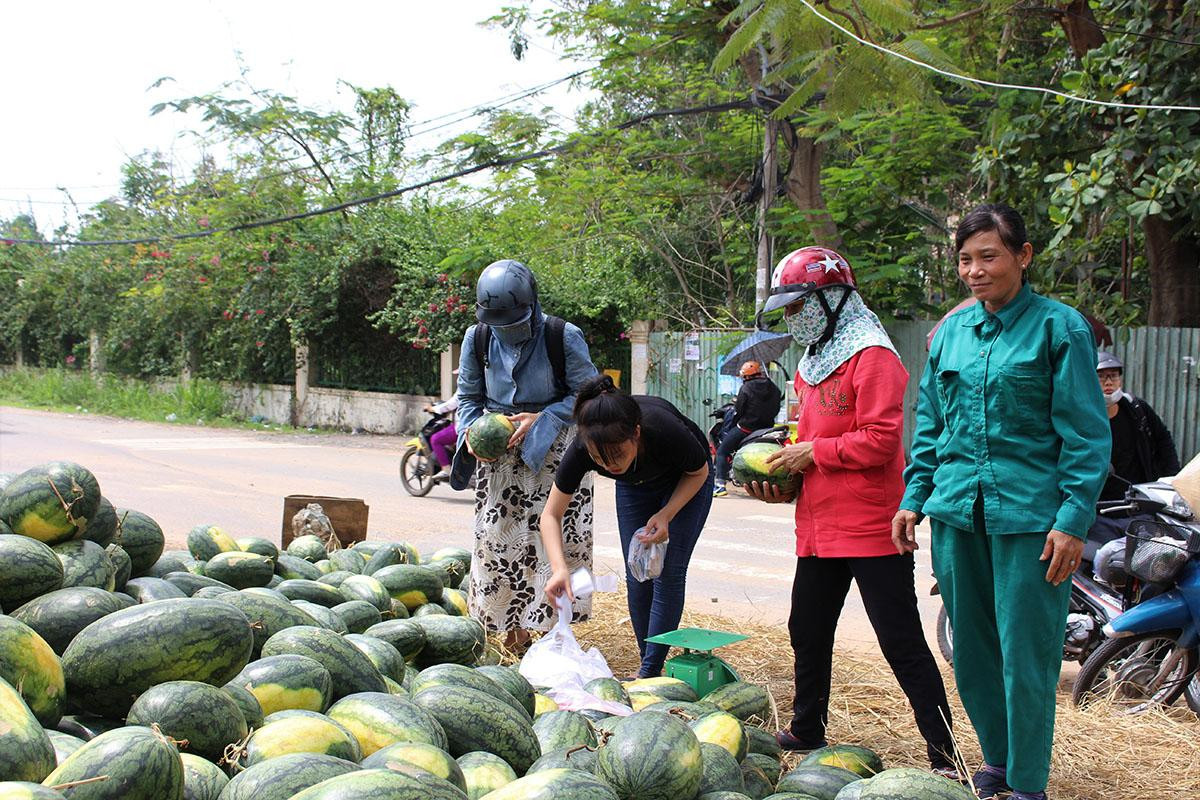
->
<box><xmin>1071</xmin><ymin>630</ymin><xmax>1198</xmax><ymax>714</ymax></box>
<box><xmin>936</xmin><ymin>605</ymin><xmax>954</xmax><ymax>665</ymax></box>
<box><xmin>399</xmin><ymin>446</ymin><xmax>436</xmax><ymax>497</ymax></box>
<box><xmin>1186</xmin><ymin>675</ymin><xmax>1200</xmax><ymax>717</ymax></box>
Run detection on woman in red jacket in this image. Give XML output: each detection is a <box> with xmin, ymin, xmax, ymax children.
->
<box><xmin>747</xmin><ymin>246</ymin><xmax>956</xmax><ymax>776</ymax></box>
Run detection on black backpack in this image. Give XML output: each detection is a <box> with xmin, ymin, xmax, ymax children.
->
<box><xmin>473</xmin><ymin>315</ymin><xmax>569</xmax><ymax>400</ymax></box>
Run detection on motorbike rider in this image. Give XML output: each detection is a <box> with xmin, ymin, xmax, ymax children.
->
<box><xmin>422</xmin><ymin>391</ymin><xmax>459</xmax><ymax>482</ymax></box>
<box><xmin>1095</xmin><ymin>351</ymin><xmax>1181</xmax><ymax>502</ymax></box>
<box><xmin>712</xmin><ymin>360</ymin><xmax>783</xmax><ymax>497</ymax></box>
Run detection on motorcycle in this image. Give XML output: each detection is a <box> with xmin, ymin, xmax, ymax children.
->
<box><xmin>708</xmin><ymin>402</ymin><xmax>736</xmax><ymax>461</ymax></box>
<box><xmin>399</xmin><ymin>411</ymin><xmax>460</xmax><ymax>497</ymax></box>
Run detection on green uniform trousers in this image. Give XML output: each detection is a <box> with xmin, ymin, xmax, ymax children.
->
<box><xmin>930</xmin><ymin>499</ymin><xmax>1071</xmax><ymax>794</ymax></box>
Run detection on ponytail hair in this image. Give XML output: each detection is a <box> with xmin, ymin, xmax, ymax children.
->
<box><xmin>574</xmin><ymin>374</ymin><xmax>641</xmax><ymax>463</ymax></box>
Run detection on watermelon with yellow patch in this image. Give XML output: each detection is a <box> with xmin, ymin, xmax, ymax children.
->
<box><xmin>0</xmin><ymin>613</ymin><xmax>65</xmax><ymax>727</ymax></box>
<box><xmin>730</xmin><ymin>441</ymin><xmax>799</xmax><ymax>492</ymax></box>
<box><xmin>467</xmin><ymin>413</ymin><xmax>515</xmax><ymax>461</ymax></box>
<box><xmin>0</xmin><ymin>462</ymin><xmax>101</xmax><ymax>546</ymax></box>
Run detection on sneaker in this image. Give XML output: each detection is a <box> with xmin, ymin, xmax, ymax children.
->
<box><xmin>774</xmin><ymin>729</ymin><xmax>826</xmax><ymax>753</ymax></box>
<box><xmin>971</xmin><ymin>765</ymin><xmax>1011</xmax><ymax>800</ymax></box>
<box><xmin>432</xmin><ymin>466</ymin><xmax>452</xmax><ymax>481</ymax></box>
<box><xmin>931</xmin><ymin>764</ymin><xmax>966</xmax><ymax>783</ymax></box>
<box><xmin>712</xmin><ymin>484</ymin><xmax>728</xmax><ymax>498</ymax></box>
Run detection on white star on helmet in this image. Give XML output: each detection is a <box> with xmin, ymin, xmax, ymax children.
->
<box><xmin>819</xmin><ymin>255</ymin><xmax>842</xmax><ymax>274</ymax></box>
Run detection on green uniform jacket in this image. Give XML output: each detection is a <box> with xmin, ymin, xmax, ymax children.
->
<box><xmin>901</xmin><ymin>285</ymin><xmax>1111</xmax><ymax>538</ymax></box>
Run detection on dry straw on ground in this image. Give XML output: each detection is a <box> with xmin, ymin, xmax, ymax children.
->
<box><xmin>534</xmin><ymin>590</ymin><xmax>1198</xmax><ymax>800</ymax></box>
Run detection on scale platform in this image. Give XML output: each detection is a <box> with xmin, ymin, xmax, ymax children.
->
<box><xmin>645</xmin><ymin>628</ymin><xmax>748</xmax><ymax>697</ymax></box>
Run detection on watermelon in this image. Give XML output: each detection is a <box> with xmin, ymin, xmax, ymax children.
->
<box><xmin>740</xmin><ymin>761</ymin><xmax>775</xmax><ymax>799</ymax></box>
<box><xmin>326</xmin><ymin>691</ymin><xmax>449</xmax><ymax>755</ymax></box>
<box><xmin>361</xmin><ymin>741</ymin><xmax>467</xmax><ymax>791</ymax></box>
<box><xmin>260</xmin><ymin>626</ymin><xmax>387</xmax><ymax>699</ymax></box>
<box><xmin>475</xmin><ymin>666</ymin><xmax>536</xmax><ymax>718</ymax></box>
<box><xmin>328</xmin><ymin>549</ymin><xmax>366</xmax><ymax>574</ymax></box>
<box><xmin>745</xmin><ymin>753</ymin><xmax>782</xmax><ymax>785</ymax></box>
<box><xmin>202</xmin><ymin>551</ymin><xmax>274</xmax><ymax>589</ymax></box>
<box><xmin>639</xmin><ymin>699</ymin><xmax>720</xmax><ymax>717</ymax></box>
<box><xmin>411</xmin><ymin>684</ymin><xmax>541</xmax><ymax>774</ymax></box>
<box><xmin>362</xmin><ymin>619</ymin><xmax>427</xmax><ymax>663</ymax></box>
<box><xmin>532</xmin><ymin>710</ymin><xmax>596</xmax><ymax>752</ymax></box>
<box><xmin>221</xmin><ymin>682</ymin><xmax>264</xmax><ymax>730</ymax></box>
<box><xmin>53</xmin><ymin>714</ymin><xmax>123</xmax><ymax>741</ymax></box>
<box><xmin>0</xmin><ymin>782</ymin><xmax>65</xmax><ymax>799</ymax></box>
<box><xmin>0</xmin><ymin>462</ymin><xmax>100</xmax><ymax>545</ymax></box>
<box><xmin>275</xmin><ymin>553</ymin><xmax>324</xmax><ymax>581</ymax></box>
<box><xmin>0</xmin><ymin>534</ymin><xmax>64</xmax><ymax>609</ymax></box>
<box><xmin>113</xmin><ymin>509</ymin><xmax>165</xmax><ymax>576</ymax></box>
<box><xmin>292</xmin><ymin>601</ymin><xmax>350</xmax><ymax>634</ymax></box>
<box><xmin>483</xmin><ymin>767</ymin><xmax>617</xmax><ymax>800</ymax></box>
<box><xmin>180</xmin><ymin>753</ymin><xmax>228</xmax><ymax>800</ymax></box>
<box><xmin>363</xmin><ymin>543</ymin><xmax>410</xmax><ymax>576</ymax></box>
<box><xmin>372</xmin><ymin>564</ymin><xmax>444</xmax><ymax>611</ymax></box>
<box><xmin>277</xmin><ymin>579</ymin><xmax>347</xmax><ymax>608</ymax></box>
<box><xmin>287</xmin><ymin>535</ymin><xmax>330</xmax><ymax>563</ymax></box>
<box><xmin>731</xmin><ymin>442</ymin><xmax>799</xmax><ymax>491</ymax></box>
<box><xmin>857</xmin><ymin>767</ymin><xmax>973</xmax><ymax>799</ymax></box>
<box><xmin>163</xmin><ymin>571</ymin><xmax>235</xmax><ymax>597</ymax></box>
<box><xmin>528</xmin><ymin>746</ymin><xmax>599</xmax><ymax>774</ymax></box>
<box><xmin>46</xmin><ymin>730</ymin><xmax>86</xmax><ymax>763</ymax></box>
<box><xmin>800</xmin><ymin>746</ymin><xmax>884</xmax><ymax>778</ymax></box>
<box><xmin>338</xmin><ymin>575</ymin><xmax>391</xmax><ymax>612</ymax></box>
<box><xmin>457</xmin><ymin>751</ymin><xmax>517</xmax><ymax>799</ymax></box>
<box><xmin>833</xmin><ymin>781</ymin><xmax>868</xmax><ymax>799</ymax></box>
<box><xmin>187</xmin><ymin>524</ymin><xmax>239</xmax><ymax>561</ymax></box>
<box><xmin>0</xmin><ymin>675</ymin><xmax>55</xmax><ymax>782</ymax></box>
<box><xmin>193</xmin><ymin>585</ymin><xmax>235</xmax><ymax>599</ymax></box>
<box><xmin>287</xmin><ymin>766</ymin><xmax>468</xmax><ymax>800</ymax></box>
<box><xmin>244</xmin><ymin>713</ymin><xmax>361</xmax><ymax>766</ymax></box>
<box><xmin>776</xmin><ymin>765</ymin><xmax>861</xmax><ymax>799</ymax></box>
<box><xmin>699</xmin><ymin>741</ymin><xmax>746</xmax><ymax>795</ymax></box>
<box><xmin>105</xmin><ymin>543</ymin><xmax>131</xmax><ymax>590</ymax></box>
<box><xmin>414</xmin><ymin>603</ymin><xmax>448</xmax><ymax>617</ymax></box>
<box><xmin>429</xmin><ymin>547</ymin><xmax>471</xmax><ymax>573</ymax></box>
<box><xmin>439</xmin><ymin>588</ymin><xmax>469</xmax><ymax>617</ymax></box>
<box><xmin>410</xmin><ymin>664</ymin><xmax>529</xmax><ymax>721</ymax></box>
<box><xmin>690</xmin><ymin>711</ymin><xmax>749</xmax><ymax>762</ymax></box>
<box><xmin>583</xmin><ymin>677</ymin><xmax>630</xmax><ymax>707</ymax></box>
<box><xmin>318</xmin><ymin>571</ymin><xmax>355</xmax><ymax>588</ymax></box>
<box><xmin>214</xmin><ymin>589</ymin><xmax>317</xmax><ymax>657</ymax></box>
<box><xmin>60</xmin><ymin>598</ymin><xmax>254</xmax><ymax>718</ymax></box>
<box><xmin>219</xmin><ymin>753</ymin><xmax>359</xmax><ymax>800</ymax></box>
<box><xmin>467</xmin><ymin>413</ymin><xmax>515</xmax><ymax>461</ymax></box>
<box><xmin>0</xmin><ymin>616</ymin><xmax>65</xmax><ymax>727</ymax></box>
<box><xmin>704</xmin><ymin>682</ymin><xmax>772</xmax><ymax>722</ymax></box>
<box><xmin>410</xmin><ymin>615</ymin><xmax>486</xmax><ymax>667</ymax></box>
<box><xmin>699</xmin><ymin>794</ymin><xmax>755</xmax><ymax>800</ymax></box>
<box><xmin>427</xmin><ymin>560</ymin><xmax>466</xmax><ymax>593</ymax></box>
<box><xmin>596</xmin><ymin>711</ymin><xmax>702</xmax><ymax>800</ymax></box>
<box><xmin>232</xmin><ymin>654</ymin><xmax>333</xmax><ymax>716</ymax></box>
<box><xmin>332</xmin><ymin>600</ymin><xmax>382</xmax><ymax>633</ymax></box>
<box><xmin>126</xmin><ymin>680</ymin><xmax>248</xmax><ymax>762</ymax></box>
<box><xmin>123</xmin><ymin>576</ymin><xmax>189</xmax><ymax>603</ymax></box>
<box><xmin>344</xmin><ymin>634</ymin><xmax>406</xmax><ymax>682</ymax></box>
<box><xmin>43</xmin><ymin>725</ymin><xmax>184</xmax><ymax>800</ymax></box>
<box><xmin>624</xmin><ymin>676</ymin><xmax>698</xmax><ymax>703</ymax></box>
<box><xmin>81</xmin><ymin>497</ymin><xmax>117</xmax><ymax>547</ymax></box>
<box><xmin>237</xmin><ymin>536</ymin><xmax>279</xmax><ymax>560</ymax></box>
<box><xmin>144</xmin><ymin>550</ymin><xmax>196</xmax><ymax>579</ymax></box>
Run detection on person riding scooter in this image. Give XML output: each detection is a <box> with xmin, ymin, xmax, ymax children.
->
<box><xmin>712</xmin><ymin>360</ymin><xmax>782</xmax><ymax>497</ymax></box>
<box><xmin>422</xmin><ymin>395</ymin><xmax>459</xmax><ymax>482</ymax></box>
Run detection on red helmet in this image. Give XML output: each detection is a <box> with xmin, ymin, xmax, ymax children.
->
<box><xmin>738</xmin><ymin>360</ymin><xmax>763</xmax><ymax>379</ymax></box>
<box><xmin>762</xmin><ymin>247</ymin><xmax>856</xmax><ymax>314</ymax></box>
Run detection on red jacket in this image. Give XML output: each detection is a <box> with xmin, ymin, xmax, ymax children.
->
<box><xmin>791</xmin><ymin>347</ymin><xmax>908</xmax><ymax>558</ymax></box>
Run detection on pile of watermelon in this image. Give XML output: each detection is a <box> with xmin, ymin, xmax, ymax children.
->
<box><xmin>0</xmin><ymin>460</ymin><xmax>968</xmax><ymax>800</ymax></box>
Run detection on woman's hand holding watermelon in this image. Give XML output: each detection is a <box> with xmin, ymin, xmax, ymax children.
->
<box><xmin>745</xmin><ymin>480</ymin><xmax>797</xmax><ymax>504</ymax></box>
<box><xmin>507</xmin><ymin>412</ymin><xmax>540</xmax><ymax>448</ymax></box>
<box><xmin>765</xmin><ymin>441</ymin><xmax>815</xmax><ymax>473</ymax></box>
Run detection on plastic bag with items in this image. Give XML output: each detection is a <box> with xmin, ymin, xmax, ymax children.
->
<box><xmin>627</xmin><ymin>527</ymin><xmax>666</xmax><ymax>582</ymax></box>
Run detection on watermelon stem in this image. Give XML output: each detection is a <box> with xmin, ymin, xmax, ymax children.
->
<box><xmin>45</xmin><ymin>475</ymin><xmax>82</xmax><ymax>523</ymax></box>
<box><xmin>50</xmin><ymin>776</ymin><xmax>111</xmax><ymax>790</ymax></box>
<box><xmin>221</xmin><ymin>728</ymin><xmax>254</xmax><ymax>772</ymax></box>
<box><xmin>566</xmin><ymin>743</ymin><xmax>597</xmax><ymax>756</ymax></box>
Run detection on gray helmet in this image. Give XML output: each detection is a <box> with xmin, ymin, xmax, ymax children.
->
<box><xmin>476</xmin><ymin>260</ymin><xmax>537</xmax><ymax>326</ymax></box>
<box><xmin>1097</xmin><ymin>351</ymin><xmax>1123</xmax><ymax>372</ymax></box>
<box><xmin>1094</xmin><ymin>538</ymin><xmax>1128</xmax><ymax>588</ymax></box>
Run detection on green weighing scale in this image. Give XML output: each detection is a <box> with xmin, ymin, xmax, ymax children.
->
<box><xmin>644</xmin><ymin>627</ymin><xmax>747</xmax><ymax>697</ymax></box>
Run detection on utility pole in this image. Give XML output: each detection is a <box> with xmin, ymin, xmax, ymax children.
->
<box><xmin>755</xmin><ymin>117</ymin><xmax>777</xmax><ymax>312</ymax></box>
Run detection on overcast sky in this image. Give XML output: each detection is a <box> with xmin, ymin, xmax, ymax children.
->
<box><xmin>1</xmin><ymin>1</ymin><xmax>589</xmax><ymax>233</ymax></box>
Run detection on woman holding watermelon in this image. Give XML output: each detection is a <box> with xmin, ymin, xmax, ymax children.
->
<box><xmin>453</xmin><ymin>259</ymin><xmax>599</xmax><ymax>653</ymax></box>
<box><xmin>746</xmin><ymin>246</ymin><xmax>958</xmax><ymax>778</ymax></box>
<box><xmin>540</xmin><ymin>374</ymin><xmax>714</xmax><ymax>679</ymax></box>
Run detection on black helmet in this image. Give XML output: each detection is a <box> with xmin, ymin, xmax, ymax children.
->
<box><xmin>476</xmin><ymin>260</ymin><xmax>537</xmax><ymax>326</ymax></box>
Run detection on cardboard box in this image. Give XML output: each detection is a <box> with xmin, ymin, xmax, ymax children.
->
<box><xmin>281</xmin><ymin>495</ymin><xmax>369</xmax><ymax>549</ymax></box>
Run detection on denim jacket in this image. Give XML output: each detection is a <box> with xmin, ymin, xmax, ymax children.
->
<box><xmin>456</xmin><ymin>312</ymin><xmax>598</xmax><ymax>471</ymax></box>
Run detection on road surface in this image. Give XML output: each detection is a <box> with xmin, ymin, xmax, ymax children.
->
<box><xmin>0</xmin><ymin>406</ymin><xmax>944</xmax><ymax>652</ymax></box>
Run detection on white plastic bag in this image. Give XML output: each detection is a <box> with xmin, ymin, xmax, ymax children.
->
<box><xmin>627</xmin><ymin>527</ymin><xmax>666</xmax><ymax>582</ymax></box>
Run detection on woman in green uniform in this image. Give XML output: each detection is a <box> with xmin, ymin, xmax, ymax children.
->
<box><xmin>892</xmin><ymin>204</ymin><xmax>1110</xmax><ymax>800</ymax></box>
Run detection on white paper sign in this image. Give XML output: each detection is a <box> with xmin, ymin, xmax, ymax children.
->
<box><xmin>669</xmin><ymin>357</ymin><xmax>682</xmax><ymax>374</ymax></box>
<box><xmin>683</xmin><ymin>333</ymin><xmax>700</xmax><ymax>361</ymax></box>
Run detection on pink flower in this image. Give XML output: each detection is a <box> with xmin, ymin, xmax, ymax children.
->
<box><xmin>222</xmin><ymin>311</ymin><xmax>233</xmax><ymax>320</ymax></box>
<box><xmin>255</xmin><ymin>340</ymin><xmax>264</xmax><ymax>348</ymax></box>
<box><xmin>65</xmin><ymin>355</ymin><xmax>76</xmax><ymax>365</ymax></box>
<box><xmin>198</xmin><ymin>276</ymin><xmax>207</xmax><ymax>283</ymax></box>
<box><xmin>429</xmin><ymin>303</ymin><xmax>439</xmax><ymax>312</ymax></box>
<box><xmin>210</xmin><ymin>255</ymin><xmax>221</xmax><ymax>266</ymax></box>
<box><xmin>437</xmin><ymin>273</ymin><xmax>448</xmax><ymax>283</ymax></box>
<box><xmin>255</xmin><ymin>309</ymin><xmax>264</xmax><ymax>315</ymax></box>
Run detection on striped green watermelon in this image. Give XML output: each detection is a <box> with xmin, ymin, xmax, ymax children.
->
<box><xmin>187</xmin><ymin>524</ymin><xmax>239</xmax><ymax>562</ymax></box>
<box><xmin>46</xmin><ymin>730</ymin><xmax>86</xmax><ymax>763</ymax></box>
<box><xmin>362</xmin><ymin>619</ymin><xmax>427</xmax><ymax>663</ymax></box>
<box><xmin>410</xmin><ymin>615</ymin><xmax>486</xmax><ymax>668</ymax></box>
<box><xmin>214</xmin><ymin>589</ymin><xmax>317</xmax><ymax>657</ymax></box>
<box><xmin>410</xmin><ymin>665</ymin><xmax>529</xmax><ymax>720</ymax></box>
<box><xmin>414</xmin><ymin>602</ymin><xmax>448</xmax><ymax>617</ymax></box>
<box><xmin>275</xmin><ymin>554</ymin><xmax>324</xmax><ymax>581</ymax></box>
<box><xmin>800</xmin><ymin>746</ymin><xmax>883</xmax><ymax>778</ymax></box>
<box><xmin>326</xmin><ymin>691</ymin><xmax>449</xmax><ymax>755</ymax></box>
<box><xmin>740</xmin><ymin>760</ymin><xmax>774</xmax><ymax>799</ymax></box>
<box><xmin>857</xmin><ymin>767</ymin><xmax>973</xmax><ymax>799</ymax></box>
<box><xmin>332</xmin><ymin>601</ymin><xmax>382</xmax><ymax>633</ymax></box>
<box><xmin>0</xmin><ymin>462</ymin><xmax>100</xmax><ymax>546</ymax></box>
<box><xmin>278</xmin><ymin>579</ymin><xmax>348</xmax><ymax>608</ymax></box>
<box><xmin>361</xmin><ymin>741</ymin><xmax>467</xmax><ymax>791</ymax></box>
<box><xmin>596</xmin><ymin>711</ymin><xmax>702</xmax><ymax>800</ymax></box>
<box><xmin>0</xmin><ymin>616</ymin><xmax>65</xmax><ymax>727</ymax></box>
<box><xmin>583</xmin><ymin>677</ymin><xmax>630</xmax><ymax>707</ymax></box>
<box><xmin>744</xmin><ymin>753</ymin><xmax>782</xmax><ymax>785</ymax></box>
<box><xmin>0</xmin><ymin>675</ymin><xmax>55</xmax><ymax>782</ymax></box>
<box><xmin>776</xmin><ymin>764</ymin><xmax>861</xmax><ymax>799</ymax></box>
<box><xmin>0</xmin><ymin>782</ymin><xmax>65</xmax><ymax>798</ymax></box>
<box><xmin>287</xmin><ymin>535</ymin><xmax>330</xmax><ymax>563</ymax></box>
<box><xmin>426</xmin><ymin>560</ymin><xmax>466</xmax><ymax>593</ymax></box>
<box><xmin>699</xmin><ymin>741</ymin><xmax>746</xmax><ymax>795</ymax></box>
<box><xmin>0</xmin><ymin>534</ymin><xmax>64</xmax><ymax>609</ymax></box>
<box><xmin>690</xmin><ymin>711</ymin><xmax>749</xmax><ymax>762</ymax></box>
<box><xmin>482</xmin><ymin>767</ymin><xmax>617</xmax><ymax>800</ymax></box>
<box><xmin>362</xmin><ymin>543</ymin><xmax>410</xmax><ymax>576</ymax></box>
<box><xmin>232</xmin><ymin>654</ymin><xmax>333</xmax><ymax>716</ymax></box>
<box><xmin>260</xmin><ymin>626</ymin><xmax>387</xmax><ymax>699</ymax></box>
<box><xmin>731</xmin><ymin>442</ymin><xmax>798</xmax><ymax>492</ymax></box>
<box><xmin>457</xmin><ymin>751</ymin><xmax>517</xmax><ymax>799</ymax></box>
<box><xmin>439</xmin><ymin>588</ymin><xmax>468</xmax><ymax>617</ymax></box>
<box><xmin>60</xmin><ymin>597</ymin><xmax>253</xmax><ymax>718</ymax></box>
<box><xmin>43</xmin><ymin>725</ymin><xmax>184</xmax><ymax>799</ymax></box>
<box><xmin>113</xmin><ymin>509</ymin><xmax>165</xmax><ymax>576</ymax></box>
<box><xmin>180</xmin><ymin>753</ymin><xmax>228</xmax><ymax>800</ymax></box>
<box><xmin>429</xmin><ymin>547</ymin><xmax>471</xmax><ymax>573</ymax></box>
<box><xmin>186</xmin><ymin>585</ymin><xmax>232</xmax><ymax>600</ymax></box>
<box><xmin>221</xmin><ymin>681</ymin><xmax>264</xmax><ymax>730</ymax></box>
<box><xmin>344</xmin><ymin>634</ymin><xmax>406</xmax><ymax>682</ymax></box>
<box><xmin>639</xmin><ymin>699</ymin><xmax>720</xmax><ymax>717</ymax></box>
<box><xmin>244</xmin><ymin>713</ymin><xmax>362</xmax><ymax>766</ymax></box>
<box><xmin>411</xmin><ymin>684</ymin><xmax>541</xmax><ymax>774</ymax></box>
<box><xmin>338</xmin><ymin>575</ymin><xmax>392</xmax><ymax>613</ymax></box>
<box><xmin>698</xmin><ymin>794</ymin><xmax>756</xmax><ymax>800</ymax></box>
<box><xmin>292</xmin><ymin>600</ymin><xmax>350</xmax><ymax>634</ymax></box>
<box><xmin>287</xmin><ymin>766</ymin><xmax>468</xmax><ymax>800</ymax></box>
<box><xmin>318</xmin><ymin>571</ymin><xmax>355</xmax><ymax>588</ymax></box>
<box><xmin>328</xmin><ymin>549</ymin><xmax>366</xmax><ymax>574</ymax></box>
<box><xmin>475</xmin><ymin>666</ymin><xmax>536</xmax><ymax>718</ymax></box>
<box><xmin>122</xmin><ymin>576</ymin><xmax>188</xmax><ymax>603</ymax></box>
<box><xmin>467</xmin><ymin>413</ymin><xmax>515</xmax><ymax>461</ymax></box>
<box><xmin>202</xmin><ymin>551</ymin><xmax>274</xmax><ymax>589</ymax></box>
<box><xmin>833</xmin><ymin>780</ymin><xmax>869</xmax><ymax>799</ymax></box>
<box><xmin>81</xmin><ymin>497</ymin><xmax>117</xmax><ymax>547</ymax></box>
<box><xmin>125</xmin><ymin>680</ymin><xmax>248</xmax><ymax>762</ymax></box>
<box><xmin>528</xmin><ymin>746</ymin><xmax>599</xmax><ymax>774</ymax></box>
<box><xmin>703</xmin><ymin>681</ymin><xmax>772</xmax><ymax>722</ymax></box>
<box><xmin>390</xmin><ymin>599</ymin><xmax>412</xmax><ymax>620</ymax></box>
<box><xmin>219</xmin><ymin>753</ymin><xmax>359</xmax><ymax>800</ymax></box>
<box><xmin>383</xmin><ymin>675</ymin><xmax>407</xmax><ymax>695</ymax></box>
<box><xmin>532</xmin><ymin>710</ymin><xmax>596</xmax><ymax>752</ymax></box>
<box><xmin>105</xmin><ymin>543</ymin><xmax>131</xmax><ymax>591</ymax></box>
<box><xmin>372</xmin><ymin>564</ymin><xmax>444</xmax><ymax>611</ymax></box>
<box><xmin>163</xmin><ymin>571</ymin><xmax>235</xmax><ymax>597</ymax></box>
<box><xmin>144</xmin><ymin>550</ymin><xmax>196</xmax><ymax>579</ymax></box>
<box><xmin>53</xmin><ymin>714</ymin><xmax>123</xmax><ymax>741</ymax></box>
<box><xmin>237</xmin><ymin>536</ymin><xmax>279</xmax><ymax>560</ymax></box>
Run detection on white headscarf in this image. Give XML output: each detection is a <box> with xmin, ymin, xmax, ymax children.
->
<box><xmin>788</xmin><ymin>289</ymin><xmax>898</xmax><ymax>385</ymax></box>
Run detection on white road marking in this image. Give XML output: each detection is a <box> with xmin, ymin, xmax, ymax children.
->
<box><xmin>96</xmin><ymin>437</ymin><xmax>318</xmax><ymax>451</ymax></box>
<box><xmin>739</xmin><ymin>514</ymin><xmax>796</xmax><ymax>526</ymax></box>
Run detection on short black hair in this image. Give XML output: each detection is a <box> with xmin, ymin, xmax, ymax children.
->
<box><xmin>955</xmin><ymin>203</ymin><xmax>1028</xmax><ymax>255</ymax></box>
<box><xmin>573</xmin><ymin>374</ymin><xmax>641</xmax><ymax>463</ymax></box>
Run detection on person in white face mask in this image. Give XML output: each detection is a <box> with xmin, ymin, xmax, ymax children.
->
<box><xmin>1095</xmin><ymin>351</ymin><xmax>1180</xmax><ymax>502</ymax></box>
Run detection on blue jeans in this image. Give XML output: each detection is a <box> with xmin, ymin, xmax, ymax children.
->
<box><xmin>616</xmin><ymin>469</ymin><xmax>714</xmax><ymax>677</ymax></box>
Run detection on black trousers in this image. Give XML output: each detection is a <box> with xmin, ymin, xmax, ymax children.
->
<box><xmin>715</xmin><ymin>426</ymin><xmax>749</xmax><ymax>481</ymax></box>
<box><xmin>788</xmin><ymin>553</ymin><xmax>956</xmax><ymax>767</ymax></box>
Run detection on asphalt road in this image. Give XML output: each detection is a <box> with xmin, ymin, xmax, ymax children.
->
<box><xmin>0</xmin><ymin>406</ymin><xmax>943</xmax><ymax>653</ymax></box>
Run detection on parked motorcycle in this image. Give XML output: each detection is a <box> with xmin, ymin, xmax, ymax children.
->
<box><xmin>399</xmin><ymin>411</ymin><xmax>458</xmax><ymax>497</ymax></box>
